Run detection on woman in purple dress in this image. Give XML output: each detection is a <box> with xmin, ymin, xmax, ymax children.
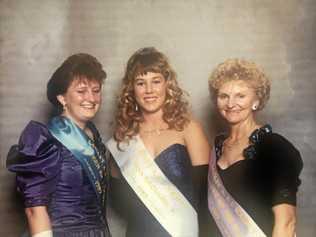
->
<box><xmin>7</xmin><ymin>54</ymin><xmax>111</xmax><ymax>237</ymax></box>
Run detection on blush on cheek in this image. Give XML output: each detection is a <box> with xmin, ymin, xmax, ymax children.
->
<box><xmin>94</xmin><ymin>94</ymin><xmax>102</xmax><ymax>102</ymax></box>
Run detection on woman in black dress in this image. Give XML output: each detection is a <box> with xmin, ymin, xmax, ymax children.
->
<box><xmin>200</xmin><ymin>59</ymin><xmax>303</xmax><ymax>237</ymax></box>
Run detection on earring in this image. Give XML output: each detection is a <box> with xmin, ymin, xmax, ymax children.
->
<box><xmin>63</xmin><ymin>103</ymin><xmax>67</xmax><ymax>111</ymax></box>
<box><xmin>252</xmin><ymin>104</ymin><xmax>258</xmax><ymax>111</ymax></box>
<box><xmin>135</xmin><ymin>103</ymin><xmax>139</xmax><ymax>112</ymax></box>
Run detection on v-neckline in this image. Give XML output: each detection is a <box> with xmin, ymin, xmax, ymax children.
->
<box><xmin>217</xmin><ymin>159</ymin><xmax>245</xmax><ymax>171</ymax></box>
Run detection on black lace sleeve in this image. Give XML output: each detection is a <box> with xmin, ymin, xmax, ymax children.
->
<box><xmin>257</xmin><ymin>133</ymin><xmax>303</xmax><ymax>206</ymax></box>
<box><xmin>214</xmin><ymin>134</ymin><xmax>226</xmax><ymax>159</ymax></box>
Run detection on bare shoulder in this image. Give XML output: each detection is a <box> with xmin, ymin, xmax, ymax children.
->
<box><xmin>183</xmin><ymin>117</ymin><xmax>206</xmax><ymax>137</ymax></box>
<box><xmin>184</xmin><ymin>118</ymin><xmax>210</xmax><ymax>143</ymax></box>
<box><xmin>183</xmin><ymin>117</ymin><xmax>211</xmax><ymax>166</ymax></box>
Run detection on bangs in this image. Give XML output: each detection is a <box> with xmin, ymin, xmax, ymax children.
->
<box><xmin>70</xmin><ymin>73</ymin><xmax>104</xmax><ymax>86</ymax></box>
<box><xmin>70</xmin><ymin>62</ymin><xmax>106</xmax><ymax>84</ymax></box>
<box><xmin>72</xmin><ymin>75</ymin><xmax>101</xmax><ymax>84</ymax></box>
<box><xmin>133</xmin><ymin>63</ymin><xmax>162</xmax><ymax>78</ymax></box>
<box><xmin>132</xmin><ymin>52</ymin><xmax>165</xmax><ymax>77</ymax></box>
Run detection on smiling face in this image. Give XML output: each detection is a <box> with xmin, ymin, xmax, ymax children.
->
<box><xmin>216</xmin><ymin>80</ymin><xmax>259</xmax><ymax>125</ymax></box>
<box><xmin>57</xmin><ymin>77</ymin><xmax>102</xmax><ymax>128</ymax></box>
<box><xmin>133</xmin><ymin>72</ymin><xmax>167</xmax><ymax>116</ymax></box>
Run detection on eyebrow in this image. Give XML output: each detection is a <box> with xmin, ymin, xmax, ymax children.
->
<box><xmin>152</xmin><ymin>76</ymin><xmax>162</xmax><ymax>79</ymax></box>
<box><xmin>218</xmin><ymin>91</ymin><xmax>248</xmax><ymax>95</ymax></box>
<box><xmin>134</xmin><ymin>78</ymin><xmax>145</xmax><ymax>81</ymax></box>
<box><xmin>135</xmin><ymin>75</ymin><xmax>163</xmax><ymax>80</ymax></box>
<box><xmin>219</xmin><ymin>88</ymin><xmax>249</xmax><ymax>93</ymax></box>
<box><xmin>75</xmin><ymin>84</ymin><xmax>101</xmax><ymax>89</ymax></box>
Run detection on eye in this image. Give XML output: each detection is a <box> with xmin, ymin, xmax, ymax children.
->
<box><xmin>93</xmin><ymin>88</ymin><xmax>101</xmax><ymax>93</ymax></box>
<box><xmin>218</xmin><ymin>94</ymin><xmax>228</xmax><ymax>100</ymax></box>
<box><xmin>135</xmin><ymin>81</ymin><xmax>145</xmax><ymax>87</ymax></box>
<box><xmin>153</xmin><ymin>79</ymin><xmax>162</xmax><ymax>84</ymax></box>
<box><xmin>237</xmin><ymin>94</ymin><xmax>246</xmax><ymax>98</ymax></box>
<box><xmin>76</xmin><ymin>89</ymin><xmax>85</xmax><ymax>94</ymax></box>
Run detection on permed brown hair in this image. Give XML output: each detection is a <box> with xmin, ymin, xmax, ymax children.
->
<box><xmin>208</xmin><ymin>58</ymin><xmax>270</xmax><ymax>111</ymax></box>
<box><xmin>47</xmin><ymin>53</ymin><xmax>106</xmax><ymax>112</ymax></box>
<box><xmin>114</xmin><ymin>47</ymin><xmax>189</xmax><ymax>143</ymax></box>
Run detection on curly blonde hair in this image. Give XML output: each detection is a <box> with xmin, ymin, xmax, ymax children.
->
<box><xmin>114</xmin><ymin>47</ymin><xmax>190</xmax><ymax>143</ymax></box>
<box><xmin>208</xmin><ymin>58</ymin><xmax>270</xmax><ymax>111</ymax></box>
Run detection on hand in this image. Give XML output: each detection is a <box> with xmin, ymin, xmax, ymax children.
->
<box><xmin>32</xmin><ymin>230</ymin><xmax>53</xmax><ymax>237</ymax></box>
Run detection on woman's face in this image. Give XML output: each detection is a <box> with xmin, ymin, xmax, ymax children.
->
<box><xmin>133</xmin><ymin>72</ymin><xmax>167</xmax><ymax>116</ymax></box>
<box><xmin>57</xmin><ymin>77</ymin><xmax>102</xmax><ymax>128</ymax></box>
<box><xmin>216</xmin><ymin>80</ymin><xmax>259</xmax><ymax>125</ymax></box>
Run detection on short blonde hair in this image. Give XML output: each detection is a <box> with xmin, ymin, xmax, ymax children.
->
<box><xmin>208</xmin><ymin>58</ymin><xmax>270</xmax><ymax>111</ymax></box>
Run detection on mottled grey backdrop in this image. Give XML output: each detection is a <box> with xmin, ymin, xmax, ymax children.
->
<box><xmin>1</xmin><ymin>0</ymin><xmax>315</xmax><ymax>236</ymax></box>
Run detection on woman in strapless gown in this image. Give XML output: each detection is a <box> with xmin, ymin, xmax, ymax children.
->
<box><xmin>106</xmin><ymin>47</ymin><xmax>210</xmax><ymax>237</ymax></box>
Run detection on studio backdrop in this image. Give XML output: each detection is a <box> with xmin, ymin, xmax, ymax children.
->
<box><xmin>1</xmin><ymin>0</ymin><xmax>315</xmax><ymax>236</ymax></box>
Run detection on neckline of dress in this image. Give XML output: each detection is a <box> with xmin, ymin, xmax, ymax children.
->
<box><xmin>154</xmin><ymin>143</ymin><xmax>187</xmax><ymax>162</ymax></box>
<box><xmin>215</xmin><ymin>124</ymin><xmax>272</xmax><ymax>170</ymax></box>
<box><xmin>136</xmin><ymin>135</ymin><xmax>186</xmax><ymax>161</ymax></box>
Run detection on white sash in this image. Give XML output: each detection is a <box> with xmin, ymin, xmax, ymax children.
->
<box><xmin>208</xmin><ymin>148</ymin><xmax>266</xmax><ymax>237</ymax></box>
<box><xmin>107</xmin><ymin>136</ymin><xmax>198</xmax><ymax>237</ymax></box>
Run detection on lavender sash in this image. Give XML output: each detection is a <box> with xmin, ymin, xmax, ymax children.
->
<box><xmin>207</xmin><ymin>148</ymin><xmax>266</xmax><ymax>237</ymax></box>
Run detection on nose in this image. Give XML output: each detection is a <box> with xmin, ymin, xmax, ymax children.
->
<box><xmin>145</xmin><ymin>82</ymin><xmax>153</xmax><ymax>93</ymax></box>
<box><xmin>227</xmin><ymin>97</ymin><xmax>236</xmax><ymax>108</ymax></box>
<box><xmin>86</xmin><ymin>90</ymin><xmax>99</xmax><ymax>102</ymax></box>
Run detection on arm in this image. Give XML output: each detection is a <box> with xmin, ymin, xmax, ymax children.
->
<box><xmin>25</xmin><ymin>206</ymin><xmax>52</xmax><ymax>236</ymax></box>
<box><xmin>259</xmin><ymin>133</ymin><xmax>303</xmax><ymax>237</ymax></box>
<box><xmin>7</xmin><ymin>122</ymin><xmax>61</xmax><ymax>237</ymax></box>
<box><xmin>272</xmin><ymin>204</ymin><xmax>296</xmax><ymax>237</ymax></box>
<box><xmin>108</xmin><ymin>154</ymin><xmax>129</xmax><ymax>218</ymax></box>
<box><xmin>184</xmin><ymin>119</ymin><xmax>210</xmax><ymax>211</ymax></box>
<box><xmin>184</xmin><ymin>119</ymin><xmax>210</xmax><ymax>166</ymax></box>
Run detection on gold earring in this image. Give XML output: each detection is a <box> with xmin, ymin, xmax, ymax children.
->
<box><xmin>63</xmin><ymin>103</ymin><xmax>67</xmax><ymax>111</ymax></box>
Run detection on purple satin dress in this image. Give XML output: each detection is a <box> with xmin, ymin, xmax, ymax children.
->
<box><xmin>8</xmin><ymin>121</ymin><xmax>110</xmax><ymax>237</ymax></box>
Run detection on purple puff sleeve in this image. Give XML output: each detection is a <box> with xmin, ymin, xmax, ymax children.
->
<box><xmin>8</xmin><ymin>121</ymin><xmax>63</xmax><ymax>208</ymax></box>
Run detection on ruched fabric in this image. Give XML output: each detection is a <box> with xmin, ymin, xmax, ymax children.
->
<box><xmin>9</xmin><ymin>121</ymin><xmax>62</xmax><ymax>207</ymax></box>
<box><xmin>8</xmin><ymin>121</ymin><xmax>110</xmax><ymax>236</ymax></box>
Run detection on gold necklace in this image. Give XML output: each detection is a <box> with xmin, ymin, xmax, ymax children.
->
<box><xmin>141</xmin><ymin>127</ymin><xmax>168</xmax><ymax>135</ymax></box>
<box><xmin>223</xmin><ymin>137</ymin><xmax>249</xmax><ymax>148</ymax></box>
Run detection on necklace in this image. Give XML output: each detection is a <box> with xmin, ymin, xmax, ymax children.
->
<box><xmin>141</xmin><ymin>127</ymin><xmax>168</xmax><ymax>135</ymax></box>
<box><xmin>223</xmin><ymin>137</ymin><xmax>250</xmax><ymax>149</ymax></box>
